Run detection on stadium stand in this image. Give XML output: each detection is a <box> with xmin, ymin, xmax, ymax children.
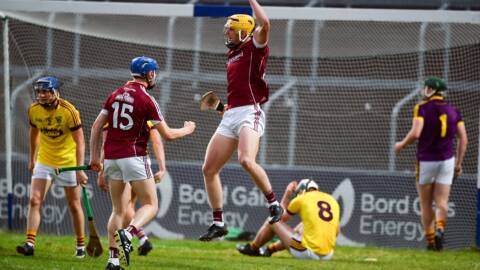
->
<box><xmin>79</xmin><ymin>0</ymin><xmax>480</xmax><ymax>10</ymax></box>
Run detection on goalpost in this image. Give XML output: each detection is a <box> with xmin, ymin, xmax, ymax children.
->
<box><xmin>1</xmin><ymin>0</ymin><xmax>479</xmax><ymax>249</ymax></box>
<box><xmin>1</xmin><ymin>12</ymin><xmax>12</xmax><ymax>230</ymax></box>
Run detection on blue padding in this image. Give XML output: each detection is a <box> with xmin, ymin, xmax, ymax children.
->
<box><xmin>8</xmin><ymin>193</ymin><xmax>13</xmax><ymax>230</ymax></box>
<box><xmin>477</xmin><ymin>189</ymin><xmax>480</xmax><ymax>247</ymax></box>
<box><xmin>194</xmin><ymin>4</ymin><xmax>252</xmax><ymax>17</ymax></box>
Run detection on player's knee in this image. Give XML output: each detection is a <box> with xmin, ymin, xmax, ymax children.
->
<box><xmin>151</xmin><ymin>202</ymin><xmax>159</xmax><ymax>214</ymax></box>
<box><xmin>29</xmin><ymin>196</ymin><xmax>43</xmax><ymax>209</ymax></box>
<box><xmin>436</xmin><ymin>201</ymin><xmax>448</xmax><ymax>213</ymax></box>
<box><xmin>125</xmin><ymin>206</ymin><xmax>135</xmax><ymax>219</ymax></box>
<box><xmin>238</xmin><ymin>156</ymin><xmax>255</xmax><ymax>171</ymax></box>
<box><xmin>67</xmin><ymin>200</ymin><xmax>82</xmax><ymax>214</ymax></box>
<box><xmin>202</xmin><ymin>163</ymin><xmax>218</xmax><ymax>178</ymax></box>
<box><xmin>112</xmin><ymin>206</ymin><xmax>125</xmax><ymax>216</ymax></box>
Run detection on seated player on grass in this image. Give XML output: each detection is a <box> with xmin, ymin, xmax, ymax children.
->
<box><xmin>237</xmin><ymin>179</ymin><xmax>340</xmax><ymax>260</ymax></box>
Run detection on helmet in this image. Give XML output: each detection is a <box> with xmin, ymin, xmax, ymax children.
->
<box><xmin>225</xmin><ymin>14</ymin><xmax>255</xmax><ymax>36</ymax></box>
<box><xmin>424</xmin><ymin>77</ymin><xmax>446</xmax><ymax>92</ymax></box>
<box><xmin>33</xmin><ymin>76</ymin><xmax>60</xmax><ymax>106</ymax></box>
<box><xmin>130</xmin><ymin>56</ymin><xmax>159</xmax><ymax>78</ymax></box>
<box><xmin>295</xmin><ymin>179</ymin><xmax>319</xmax><ymax>195</ymax></box>
<box><xmin>224</xmin><ymin>14</ymin><xmax>255</xmax><ymax>48</ymax></box>
<box><xmin>34</xmin><ymin>76</ymin><xmax>60</xmax><ymax>92</ymax></box>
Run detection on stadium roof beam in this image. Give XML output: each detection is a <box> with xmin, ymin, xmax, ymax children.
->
<box><xmin>1</xmin><ymin>1</ymin><xmax>479</xmax><ymax>24</ymax></box>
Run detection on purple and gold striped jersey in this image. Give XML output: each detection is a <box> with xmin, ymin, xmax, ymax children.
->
<box><xmin>413</xmin><ymin>96</ymin><xmax>464</xmax><ymax>161</ymax></box>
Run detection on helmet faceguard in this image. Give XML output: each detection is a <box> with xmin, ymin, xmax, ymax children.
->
<box><xmin>423</xmin><ymin>77</ymin><xmax>446</xmax><ymax>99</ymax></box>
<box><xmin>145</xmin><ymin>70</ymin><xmax>157</xmax><ymax>90</ymax></box>
<box><xmin>295</xmin><ymin>179</ymin><xmax>319</xmax><ymax>196</ymax></box>
<box><xmin>224</xmin><ymin>14</ymin><xmax>255</xmax><ymax>49</ymax></box>
<box><xmin>34</xmin><ymin>76</ymin><xmax>60</xmax><ymax>108</ymax></box>
<box><xmin>130</xmin><ymin>56</ymin><xmax>160</xmax><ymax>90</ymax></box>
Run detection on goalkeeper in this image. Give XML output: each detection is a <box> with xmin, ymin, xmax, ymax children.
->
<box><xmin>237</xmin><ymin>179</ymin><xmax>340</xmax><ymax>260</ymax></box>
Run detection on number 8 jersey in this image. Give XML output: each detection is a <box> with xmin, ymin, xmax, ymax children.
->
<box><xmin>287</xmin><ymin>191</ymin><xmax>340</xmax><ymax>256</ymax></box>
<box><xmin>101</xmin><ymin>81</ymin><xmax>163</xmax><ymax>159</ymax></box>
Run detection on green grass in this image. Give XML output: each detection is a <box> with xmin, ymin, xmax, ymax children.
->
<box><xmin>1</xmin><ymin>232</ymin><xmax>479</xmax><ymax>270</ymax></box>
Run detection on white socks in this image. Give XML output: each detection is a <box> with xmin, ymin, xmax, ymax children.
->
<box><xmin>213</xmin><ymin>221</ymin><xmax>225</xmax><ymax>227</ymax></box>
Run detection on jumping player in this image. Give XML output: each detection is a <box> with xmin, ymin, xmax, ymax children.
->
<box><xmin>199</xmin><ymin>0</ymin><xmax>283</xmax><ymax>242</ymax></box>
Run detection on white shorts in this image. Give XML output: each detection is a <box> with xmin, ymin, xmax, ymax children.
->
<box><xmin>104</xmin><ymin>156</ymin><xmax>153</xmax><ymax>182</ymax></box>
<box><xmin>215</xmin><ymin>104</ymin><xmax>265</xmax><ymax>139</ymax></box>
<box><xmin>289</xmin><ymin>234</ymin><xmax>334</xmax><ymax>261</ymax></box>
<box><xmin>418</xmin><ymin>157</ymin><xmax>455</xmax><ymax>185</ymax></box>
<box><xmin>31</xmin><ymin>162</ymin><xmax>77</xmax><ymax>187</ymax></box>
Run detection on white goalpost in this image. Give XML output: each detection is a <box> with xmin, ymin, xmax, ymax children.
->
<box><xmin>1</xmin><ymin>0</ymin><xmax>479</xmax><ymax>249</ymax></box>
<box><xmin>1</xmin><ymin>12</ymin><xmax>12</xmax><ymax>230</ymax></box>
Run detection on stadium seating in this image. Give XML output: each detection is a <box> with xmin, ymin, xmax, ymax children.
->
<box><xmin>82</xmin><ymin>0</ymin><xmax>480</xmax><ymax>10</ymax></box>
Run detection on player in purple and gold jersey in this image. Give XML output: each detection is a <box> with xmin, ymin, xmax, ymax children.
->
<box><xmin>199</xmin><ymin>0</ymin><xmax>283</xmax><ymax>242</ymax></box>
<box><xmin>395</xmin><ymin>77</ymin><xmax>468</xmax><ymax>251</ymax></box>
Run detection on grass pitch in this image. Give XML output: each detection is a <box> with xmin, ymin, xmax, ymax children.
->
<box><xmin>0</xmin><ymin>232</ymin><xmax>479</xmax><ymax>270</ymax></box>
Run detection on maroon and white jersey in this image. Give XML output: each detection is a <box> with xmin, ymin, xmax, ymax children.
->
<box><xmin>102</xmin><ymin>81</ymin><xmax>163</xmax><ymax>159</ymax></box>
<box><xmin>226</xmin><ymin>39</ymin><xmax>269</xmax><ymax>108</ymax></box>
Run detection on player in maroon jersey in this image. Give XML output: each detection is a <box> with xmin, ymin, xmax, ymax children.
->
<box><xmin>199</xmin><ymin>0</ymin><xmax>283</xmax><ymax>242</ymax></box>
<box><xmin>97</xmin><ymin>121</ymin><xmax>165</xmax><ymax>257</ymax></box>
<box><xmin>395</xmin><ymin>77</ymin><xmax>468</xmax><ymax>251</ymax></box>
<box><xmin>89</xmin><ymin>56</ymin><xmax>195</xmax><ymax>269</ymax></box>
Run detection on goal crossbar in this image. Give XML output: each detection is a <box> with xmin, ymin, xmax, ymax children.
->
<box><xmin>0</xmin><ymin>0</ymin><xmax>479</xmax><ymax>24</ymax></box>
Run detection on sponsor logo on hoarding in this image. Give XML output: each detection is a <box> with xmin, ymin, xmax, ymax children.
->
<box><xmin>145</xmin><ymin>175</ymin><xmax>456</xmax><ymax>243</ymax></box>
<box><xmin>0</xmin><ymin>178</ymin><xmax>96</xmax><ymax>225</ymax></box>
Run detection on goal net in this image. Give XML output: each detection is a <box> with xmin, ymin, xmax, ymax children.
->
<box><xmin>0</xmin><ymin>2</ymin><xmax>479</xmax><ymax>249</ymax></box>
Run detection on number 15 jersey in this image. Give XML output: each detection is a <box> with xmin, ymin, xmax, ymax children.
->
<box><xmin>101</xmin><ymin>81</ymin><xmax>163</xmax><ymax>159</ymax></box>
<box><xmin>287</xmin><ymin>191</ymin><xmax>340</xmax><ymax>256</ymax></box>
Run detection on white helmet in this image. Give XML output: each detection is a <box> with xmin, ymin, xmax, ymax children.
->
<box><xmin>296</xmin><ymin>179</ymin><xmax>319</xmax><ymax>195</ymax></box>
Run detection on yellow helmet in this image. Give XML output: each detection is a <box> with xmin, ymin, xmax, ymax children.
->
<box><xmin>224</xmin><ymin>14</ymin><xmax>255</xmax><ymax>49</ymax></box>
<box><xmin>225</xmin><ymin>14</ymin><xmax>255</xmax><ymax>37</ymax></box>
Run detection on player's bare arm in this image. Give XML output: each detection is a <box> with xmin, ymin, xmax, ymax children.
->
<box><xmin>96</xmin><ymin>130</ymin><xmax>108</xmax><ymax>192</ymax></box>
<box><xmin>280</xmin><ymin>181</ymin><xmax>297</xmax><ymax>210</ymax></box>
<box><xmin>89</xmin><ymin>112</ymin><xmax>108</xmax><ymax>172</ymax></box>
<box><xmin>153</xmin><ymin>120</ymin><xmax>196</xmax><ymax>141</ymax></box>
<box><xmin>454</xmin><ymin>122</ymin><xmax>468</xmax><ymax>177</ymax></box>
<box><xmin>395</xmin><ymin>118</ymin><xmax>423</xmax><ymax>154</ymax></box>
<box><xmin>28</xmin><ymin>126</ymin><xmax>40</xmax><ymax>173</ymax></box>
<box><xmin>249</xmin><ymin>0</ymin><xmax>270</xmax><ymax>45</ymax></box>
<box><xmin>149</xmin><ymin>128</ymin><xmax>166</xmax><ymax>182</ymax></box>
<box><xmin>97</xmin><ymin>171</ymin><xmax>108</xmax><ymax>192</ymax></box>
<box><xmin>71</xmin><ymin>128</ymin><xmax>88</xmax><ymax>185</ymax></box>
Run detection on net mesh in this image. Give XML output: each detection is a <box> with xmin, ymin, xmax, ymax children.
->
<box><xmin>1</xmin><ymin>10</ymin><xmax>479</xmax><ymax>248</ymax></box>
